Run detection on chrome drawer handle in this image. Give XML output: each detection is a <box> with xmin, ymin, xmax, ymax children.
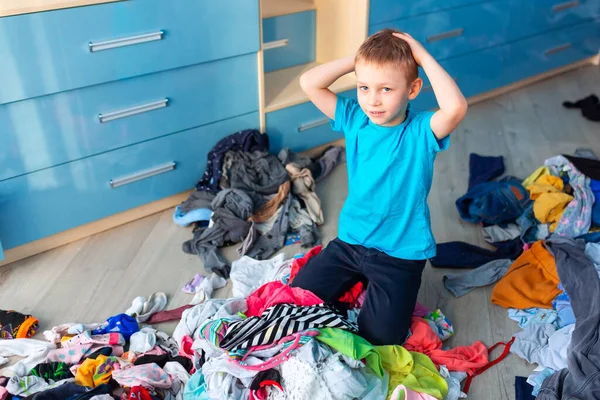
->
<box><xmin>552</xmin><ymin>0</ymin><xmax>579</xmax><ymax>12</ymax></box>
<box><xmin>427</xmin><ymin>28</ymin><xmax>464</xmax><ymax>43</ymax></box>
<box><xmin>98</xmin><ymin>98</ymin><xmax>169</xmax><ymax>123</ymax></box>
<box><xmin>89</xmin><ymin>30</ymin><xmax>164</xmax><ymax>52</ymax></box>
<box><xmin>263</xmin><ymin>39</ymin><xmax>289</xmax><ymax>50</ymax></box>
<box><xmin>544</xmin><ymin>43</ymin><xmax>572</xmax><ymax>56</ymax></box>
<box><xmin>423</xmin><ymin>77</ymin><xmax>459</xmax><ymax>92</ymax></box>
<box><xmin>297</xmin><ymin>117</ymin><xmax>330</xmax><ymax>132</ymax></box>
<box><xmin>110</xmin><ymin>162</ymin><xmax>176</xmax><ymax>188</ymax></box>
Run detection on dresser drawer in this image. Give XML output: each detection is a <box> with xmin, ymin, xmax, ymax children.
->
<box><xmin>440</xmin><ymin>46</ymin><xmax>510</xmax><ymax>97</ymax></box>
<box><xmin>263</xmin><ymin>11</ymin><xmax>316</xmax><ymax>73</ymax></box>
<box><xmin>369</xmin><ymin>1</ymin><xmax>509</xmax><ymax>61</ymax></box>
<box><xmin>508</xmin><ymin>0</ymin><xmax>600</xmax><ymax>42</ymax></box>
<box><xmin>0</xmin><ymin>0</ymin><xmax>259</xmax><ymax>105</ymax></box>
<box><xmin>0</xmin><ymin>112</ymin><xmax>259</xmax><ymax>249</ymax></box>
<box><xmin>411</xmin><ymin>45</ymin><xmax>509</xmax><ymax>111</ymax></box>
<box><xmin>369</xmin><ymin>0</ymin><xmax>485</xmax><ymax>25</ymax></box>
<box><xmin>0</xmin><ymin>53</ymin><xmax>258</xmax><ymax>182</ymax></box>
<box><xmin>265</xmin><ymin>90</ymin><xmax>357</xmax><ymax>153</ymax></box>
<box><xmin>506</xmin><ymin>20</ymin><xmax>600</xmax><ymax>82</ymax></box>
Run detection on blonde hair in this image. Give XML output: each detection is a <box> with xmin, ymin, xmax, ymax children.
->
<box><xmin>355</xmin><ymin>28</ymin><xmax>418</xmax><ymax>82</ymax></box>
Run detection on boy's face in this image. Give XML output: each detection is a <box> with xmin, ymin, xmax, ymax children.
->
<box><xmin>355</xmin><ymin>61</ymin><xmax>422</xmax><ymax>127</ymax></box>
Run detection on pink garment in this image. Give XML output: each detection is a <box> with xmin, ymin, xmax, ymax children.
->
<box><xmin>356</xmin><ymin>291</ymin><xmax>367</xmax><ymax>307</ymax></box>
<box><xmin>413</xmin><ymin>302</ymin><xmax>431</xmax><ymax>318</ymax></box>
<box><xmin>112</xmin><ymin>363</ymin><xmax>172</xmax><ymax>389</ymax></box>
<box><xmin>391</xmin><ymin>385</ymin><xmax>439</xmax><ymax>400</ymax></box>
<box><xmin>246</xmin><ymin>281</ymin><xmax>323</xmax><ymax>317</ymax></box>
<box><xmin>179</xmin><ymin>336</ymin><xmax>195</xmax><ymax>360</ymax></box>
<box><xmin>143</xmin><ymin>346</ymin><xmax>167</xmax><ymax>356</ymax></box>
<box><xmin>404</xmin><ymin>317</ymin><xmax>488</xmax><ymax>375</ymax></box>
<box><xmin>47</xmin><ymin>344</ymin><xmax>124</xmax><ymax>364</ymax></box>
<box><xmin>0</xmin><ymin>386</ymin><xmax>8</xmax><ymax>400</ymax></box>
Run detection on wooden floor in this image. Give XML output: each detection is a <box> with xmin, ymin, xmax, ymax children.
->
<box><xmin>1</xmin><ymin>65</ymin><xmax>599</xmax><ymax>399</ymax></box>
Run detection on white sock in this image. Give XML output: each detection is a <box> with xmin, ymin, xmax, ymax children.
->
<box><xmin>190</xmin><ymin>273</ymin><xmax>227</xmax><ymax>305</ymax></box>
<box><xmin>0</xmin><ymin>339</ymin><xmax>56</xmax><ymax>377</ymax></box>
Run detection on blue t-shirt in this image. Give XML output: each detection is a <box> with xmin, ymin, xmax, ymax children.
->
<box><xmin>331</xmin><ymin>95</ymin><xmax>450</xmax><ymax>260</ymax></box>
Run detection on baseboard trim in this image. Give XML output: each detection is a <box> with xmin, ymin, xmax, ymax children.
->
<box><xmin>1</xmin><ymin>56</ymin><xmax>597</xmax><ymax>267</ymax></box>
<box><xmin>0</xmin><ymin>191</ymin><xmax>191</xmax><ymax>267</ymax></box>
<box><xmin>466</xmin><ymin>56</ymin><xmax>598</xmax><ymax>106</ymax></box>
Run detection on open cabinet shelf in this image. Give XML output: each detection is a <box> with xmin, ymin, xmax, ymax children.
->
<box><xmin>258</xmin><ymin>0</ymin><xmax>368</xmax><ymax>130</ymax></box>
<box><xmin>261</xmin><ymin>0</ymin><xmax>315</xmax><ymax>19</ymax></box>
<box><xmin>264</xmin><ymin>62</ymin><xmax>356</xmax><ymax>112</ymax></box>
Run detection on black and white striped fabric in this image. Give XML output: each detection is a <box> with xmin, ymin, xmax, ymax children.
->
<box><xmin>220</xmin><ymin>303</ymin><xmax>358</xmax><ymax>351</ymax></box>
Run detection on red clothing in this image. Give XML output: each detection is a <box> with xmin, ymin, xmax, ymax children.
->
<box><xmin>289</xmin><ymin>245</ymin><xmax>364</xmax><ymax>304</ymax></box>
<box><xmin>404</xmin><ymin>317</ymin><xmax>488</xmax><ymax>375</ymax></box>
<box><xmin>246</xmin><ymin>281</ymin><xmax>324</xmax><ymax>317</ymax></box>
<box><xmin>129</xmin><ymin>386</ymin><xmax>152</xmax><ymax>400</ymax></box>
<box><xmin>289</xmin><ymin>245</ymin><xmax>323</xmax><ymax>280</ymax></box>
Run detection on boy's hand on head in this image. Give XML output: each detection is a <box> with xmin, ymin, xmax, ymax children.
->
<box><xmin>392</xmin><ymin>32</ymin><xmax>467</xmax><ymax>139</ymax></box>
<box><xmin>392</xmin><ymin>32</ymin><xmax>429</xmax><ymax>66</ymax></box>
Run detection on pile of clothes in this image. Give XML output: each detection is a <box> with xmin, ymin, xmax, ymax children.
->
<box><xmin>174</xmin><ymin>129</ymin><xmax>345</xmax><ymax>279</ymax></box>
<box><xmin>435</xmin><ymin>151</ymin><xmax>600</xmax><ymax>399</ymax></box>
<box><xmin>0</xmin><ymin>248</ymin><xmax>493</xmax><ymax>400</ymax></box>
<box><xmin>492</xmin><ymin>237</ymin><xmax>600</xmax><ymax>399</ymax></box>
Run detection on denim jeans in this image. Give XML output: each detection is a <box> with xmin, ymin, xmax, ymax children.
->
<box><xmin>456</xmin><ymin>179</ymin><xmax>530</xmax><ymax>225</ymax></box>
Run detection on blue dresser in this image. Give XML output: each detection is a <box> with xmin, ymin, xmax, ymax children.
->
<box><xmin>0</xmin><ymin>0</ymin><xmax>261</xmax><ymax>256</ymax></box>
<box><xmin>369</xmin><ymin>0</ymin><xmax>600</xmax><ymax>111</ymax></box>
<box><xmin>263</xmin><ymin>11</ymin><xmax>316</xmax><ymax>73</ymax></box>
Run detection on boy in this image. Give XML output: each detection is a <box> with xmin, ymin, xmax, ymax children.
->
<box><xmin>290</xmin><ymin>29</ymin><xmax>467</xmax><ymax>345</ymax></box>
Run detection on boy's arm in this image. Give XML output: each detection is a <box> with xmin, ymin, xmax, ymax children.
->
<box><xmin>299</xmin><ymin>56</ymin><xmax>355</xmax><ymax>119</ymax></box>
<box><xmin>393</xmin><ymin>33</ymin><xmax>468</xmax><ymax>140</ymax></box>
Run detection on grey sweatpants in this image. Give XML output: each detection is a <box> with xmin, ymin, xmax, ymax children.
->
<box><xmin>443</xmin><ymin>259</ymin><xmax>512</xmax><ymax>297</ymax></box>
<box><xmin>538</xmin><ymin>238</ymin><xmax>600</xmax><ymax>399</ymax></box>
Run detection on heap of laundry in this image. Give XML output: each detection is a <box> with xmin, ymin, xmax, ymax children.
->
<box><xmin>0</xmin><ymin>247</ymin><xmax>491</xmax><ymax>400</ymax></box>
<box><xmin>0</xmin><ymin>127</ymin><xmax>494</xmax><ymax>399</ymax></box>
<box><xmin>174</xmin><ymin>129</ymin><xmax>345</xmax><ymax>279</ymax></box>
<box><xmin>435</xmin><ymin>150</ymin><xmax>600</xmax><ymax>399</ymax></box>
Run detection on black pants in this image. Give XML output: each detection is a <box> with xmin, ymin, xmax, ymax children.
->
<box><xmin>290</xmin><ymin>237</ymin><xmax>426</xmax><ymax>345</ymax></box>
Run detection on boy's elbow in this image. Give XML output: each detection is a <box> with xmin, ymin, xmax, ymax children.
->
<box><xmin>451</xmin><ymin>98</ymin><xmax>468</xmax><ymax>122</ymax></box>
<box><xmin>299</xmin><ymin>73</ymin><xmax>311</xmax><ymax>93</ymax></box>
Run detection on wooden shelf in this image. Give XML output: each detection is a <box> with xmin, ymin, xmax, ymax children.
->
<box><xmin>264</xmin><ymin>62</ymin><xmax>356</xmax><ymax>113</ymax></box>
<box><xmin>261</xmin><ymin>0</ymin><xmax>315</xmax><ymax>19</ymax></box>
<box><xmin>0</xmin><ymin>0</ymin><xmax>121</xmax><ymax>17</ymax></box>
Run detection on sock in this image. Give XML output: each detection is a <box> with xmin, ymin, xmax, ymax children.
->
<box><xmin>183</xmin><ymin>274</ymin><xmax>205</xmax><ymax>294</ymax></box>
<box><xmin>129</xmin><ymin>328</ymin><xmax>157</xmax><ymax>354</ymax></box>
<box><xmin>563</xmin><ymin>94</ymin><xmax>600</xmax><ymax>121</ymax></box>
<box><xmin>190</xmin><ymin>273</ymin><xmax>227</xmax><ymax>305</ymax></box>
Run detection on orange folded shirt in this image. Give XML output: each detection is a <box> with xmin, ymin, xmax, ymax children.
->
<box><xmin>491</xmin><ymin>241</ymin><xmax>562</xmax><ymax>309</ymax></box>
